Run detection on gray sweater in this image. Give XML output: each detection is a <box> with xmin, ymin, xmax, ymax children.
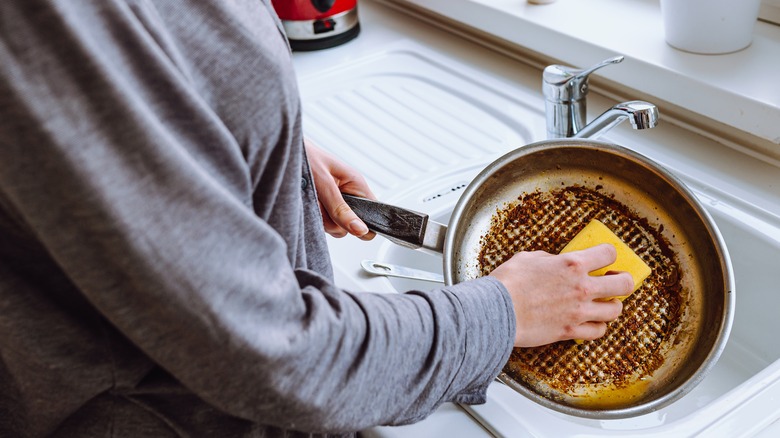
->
<box><xmin>0</xmin><ymin>0</ymin><xmax>515</xmax><ymax>436</ymax></box>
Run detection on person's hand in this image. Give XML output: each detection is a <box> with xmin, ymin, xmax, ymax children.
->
<box><xmin>304</xmin><ymin>138</ymin><xmax>376</xmax><ymax>240</ymax></box>
<box><xmin>489</xmin><ymin>244</ymin><xmax>633</xmax><ymax>347</ymax></box>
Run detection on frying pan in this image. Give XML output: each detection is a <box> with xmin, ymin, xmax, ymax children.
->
<box><xmin>343</xmin><ymin>138</ymin><xmax>733</xmax><ymax>418</ymax></box>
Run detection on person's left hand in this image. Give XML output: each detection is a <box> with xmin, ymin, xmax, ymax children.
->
<box><xmin>305</xmin><ymin>138</ymin><xmax>376</xmax><ymax>240</ymax></box>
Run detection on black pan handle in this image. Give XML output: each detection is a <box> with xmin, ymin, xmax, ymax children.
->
<box><xmin>342</xmin><ymin>194</ymin><xmax>428</xmax><ymax>249</ymax></box>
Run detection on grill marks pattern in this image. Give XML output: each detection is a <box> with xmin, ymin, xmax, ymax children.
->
<box><xmin>478</xmin><ymin>186</ymin><xmax>683</xmax><ymax>393</ymax></box>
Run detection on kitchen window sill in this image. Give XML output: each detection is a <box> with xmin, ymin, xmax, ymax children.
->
<box><xmin>373</xmin><ymin>0</ymin><xmax>780</xmax><ymax>162</ymax></box>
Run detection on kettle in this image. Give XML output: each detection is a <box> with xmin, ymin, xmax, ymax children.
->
<box><xmin>271</xmin><ymin>0</ymin><xmax>360</xmax><ymax>51</ymax></box>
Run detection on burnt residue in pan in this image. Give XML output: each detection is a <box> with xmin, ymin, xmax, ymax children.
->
<box><xmin>478</xmin><ymin>185</ymin><xmax>682</xmax><ymax>397</ymax></box>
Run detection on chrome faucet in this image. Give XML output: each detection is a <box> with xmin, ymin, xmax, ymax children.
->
<box><xmin>543</xmin><ymin>55</ymin><xmax>659</xmax><ymax>139</ymax></box>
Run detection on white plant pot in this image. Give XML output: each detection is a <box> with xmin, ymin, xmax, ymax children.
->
<box><xmin>660</xmin><ymin>0</ymin><xmax>762</xmax><ymax>54</ymax></box>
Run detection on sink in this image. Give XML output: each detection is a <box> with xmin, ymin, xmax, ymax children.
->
<box><xmin>297</xmin><ymin>40</ymin><xmax>780</xmax><ymax>436</ymax></box>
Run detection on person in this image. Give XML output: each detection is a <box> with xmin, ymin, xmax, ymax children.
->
<box><xmin>0</xmin><ymin>1</ymin><xmax>632</xmax><ymax>437</ymax></box>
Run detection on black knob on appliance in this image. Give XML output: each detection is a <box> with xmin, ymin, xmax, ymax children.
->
<box><xmin>311</xmin><ymin>0</ymin><xmax>336</xmax><ymax>13</ymax></box>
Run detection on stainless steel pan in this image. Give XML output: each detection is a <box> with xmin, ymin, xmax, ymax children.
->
<box><xmin>344</xmin><ymin>138</ymin><xmax>733</xmax><ymax>418</ymax></box>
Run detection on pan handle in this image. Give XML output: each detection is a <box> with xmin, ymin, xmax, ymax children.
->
<box><xmin>342</xmin><ymin>194</ymin><xmax>446</xmax><ymax>253</ymax></box>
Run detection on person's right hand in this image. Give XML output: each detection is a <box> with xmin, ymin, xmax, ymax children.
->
<box><xmin>489</xmin><ymin>244</ymin><xmax>633</xmax><ymax>347</ymax></box>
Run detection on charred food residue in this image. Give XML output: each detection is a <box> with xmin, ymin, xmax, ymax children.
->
<box><xmin>479</xmin><ymin>186</ymin><xmax>682</xmax><ymax>397</ymax></box>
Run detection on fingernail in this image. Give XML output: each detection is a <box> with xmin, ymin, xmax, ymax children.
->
<box><xmin>348</xmin><ymin>219</ymin><xmax>369</xmax><ymax>236</ymax></box>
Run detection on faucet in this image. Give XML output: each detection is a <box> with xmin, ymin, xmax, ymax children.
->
<box><xmin>543</xmin><ymin>55</ymin><xmax>659</xmax><ymax>139</ymax></box>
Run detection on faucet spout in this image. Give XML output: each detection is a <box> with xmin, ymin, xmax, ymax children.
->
<box><xmin>572</xmin><ymin>101</ymin><xmax>659</xmax><ymax>140</ymax></box>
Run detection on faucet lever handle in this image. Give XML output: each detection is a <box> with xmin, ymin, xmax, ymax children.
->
<box><xmin>543</xmin><ymin>55</ymin><xmax>624</xmax><ymax>101</ymax></box>
<box><xmin>573</xmin><ymin>55</ymin><xmax>624</xmax><ymax>82</ymax></box>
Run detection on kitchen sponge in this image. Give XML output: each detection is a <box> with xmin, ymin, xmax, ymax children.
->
<box><xmin>560</xmin><ymin>219</ymin><xmax>651</xmax><ymax>301</ymax></box>
<box><xmin>560</xmin><ymin>219</ymin><xmax>652</xmax><ymax>344</ymax></box>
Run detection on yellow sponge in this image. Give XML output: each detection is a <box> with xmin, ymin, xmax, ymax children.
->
<box><xmin>560</xmin><ymin>219</ymin><xmax>651</xmax><ymax>344</ymax></box>
<box><xmin>560</xmin><ymin>219</ymin><xmax>651</xmax><ymax>301</ymax></box>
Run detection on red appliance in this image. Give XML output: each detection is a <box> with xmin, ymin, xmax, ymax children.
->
<box><xmin>271</xmin><ymin>0</ymin><xmax>360</xmax><ymax>51</ymax></box>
